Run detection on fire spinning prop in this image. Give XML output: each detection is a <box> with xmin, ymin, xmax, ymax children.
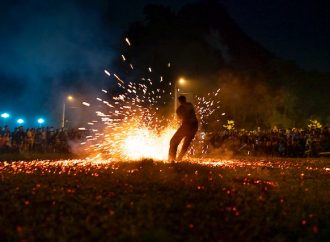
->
<box><xmin>79</xmin><ymin>38</ymin><xmax>221</xmax><ymax>161</ymax></box>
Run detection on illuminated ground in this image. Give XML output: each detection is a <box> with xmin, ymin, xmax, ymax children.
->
<box><xmin>0</xmin><ymin>158</ymin><xmax>329</xmax><ymax>241</ymax></box>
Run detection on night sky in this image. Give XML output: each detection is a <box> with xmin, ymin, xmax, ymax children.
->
<box><xmin>0</xmin><ymin>0</ymin><xmax>329</xmax><ymax>127</ymax></box>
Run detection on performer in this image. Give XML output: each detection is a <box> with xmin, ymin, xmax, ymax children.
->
<box><xmin>169</xmin><ymin>95</ymin><xmax>198</xmax><ymax>162</ymax></box>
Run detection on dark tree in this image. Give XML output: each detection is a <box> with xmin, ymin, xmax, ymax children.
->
<box><xmin>109</xmin><ymin>0</ymin><xmax>330</xmax><ymax>128</ymax></box>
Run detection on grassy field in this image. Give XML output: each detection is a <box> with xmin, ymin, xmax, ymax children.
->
<box><xmin>0</xmin><ymin>157</ymin><xmax>329</xmax><ymax>241</ymax></box>
<box><xmin>0</xmin><ymin>152</ymin><xmax>81</xmax><ymax>161</ymax></box>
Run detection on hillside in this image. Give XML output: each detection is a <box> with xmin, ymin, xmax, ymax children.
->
<box><xmin>112</xmin><ymin>0</ymin><xmax>329</xmax><ymax>128</ymax></box>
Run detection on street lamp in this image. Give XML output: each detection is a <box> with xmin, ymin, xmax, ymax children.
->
<box><xmin>174</xmin><ymin>77</ymin><xmax>187</xmax><ymax>113</ymax></box>
<box><xmin>1</xmin><ymin>113</ymin><xmax>10</xmax><ymax>125</ymax></box>
<box><xmin>1</xmin><ymin>113</ymin><xmax>10</xmax><ymax>118</ymax></box>
<box><xmin>17</xmin><ymin>118</ymin><xmax>24</xmax><ymax>125</ymax></box>
<box><xmin>178</xmin><ymin>78</ymin><xmax>186</xmax><ymax>85</ymax></box>
<box><xmin>37</xmin><ymin>118</ymin><xmax>45</xmax><ymax>127</ymax></box>
<box><xmin>61</xmin><ymin>95</ymin><xmax>74</xmax><ymax>128</ymax></box>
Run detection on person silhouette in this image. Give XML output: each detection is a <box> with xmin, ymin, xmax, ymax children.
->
<box><xmin>169</xmin><ymin>95</ymin><xmax>198</xmax><ymax>162</ymax></box>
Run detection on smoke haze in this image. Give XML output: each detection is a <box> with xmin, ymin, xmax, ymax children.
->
<box><xmin>0</xmin><ymin>0</ymin><xmax>115</xmax><ymax>126</ymax></box>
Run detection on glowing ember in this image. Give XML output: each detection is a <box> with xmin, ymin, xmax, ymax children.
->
<box><xmin>82</xmin><ymin>102</ymin><xmax>90</xmax><ymax>107</ymax></box>
<box><xmin>2</xmin><ymin>158</ymin><xmax>330</xmax><ymax>173</ymax></box>
<box><xmin>121</xmin><ymin>126</ymin><xmax>176</xmax><ymax>160</ymax></box>
<box><xmin>86</xmin><ymin>113</ymin><xmax>177</xmax><ymax>160</ymax></box>
<box><xmin>125</xmin><ymin>37</ymin><xmax>131</xmax><ymax>46</ymax></box>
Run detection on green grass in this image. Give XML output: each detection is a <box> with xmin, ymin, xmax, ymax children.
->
<box><xmin>0</xmin><ymin>158</ymin><xmax>329</xmax><ymax>241</ymax></box>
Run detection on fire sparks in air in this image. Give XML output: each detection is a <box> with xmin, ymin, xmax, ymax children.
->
<box><xmin>78</xmin><ymin>37</ymin><xmax>222</xmax><ymax>161</ymax></box>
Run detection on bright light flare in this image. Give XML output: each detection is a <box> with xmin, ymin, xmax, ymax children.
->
<box><xmin>1</xmin><ymin>113</ymin><xmax>10</xmax><ymax>118</ymax></box>
<box><xmin>178</xmin><ymin>78</ymin><xmax>186</xmax><ymax>85</ymax></box>
<box><xmin>121</xmin><ymin>126</ymin><xmax>176</xmax><ymax>160</ymax></box>
<box><xmin>37</xmin><ymin>118</ymin><xmax>45</xmax><ymax>124</ymax></box>
<box><xmin>17</xmin><ymin>118</ymin><xmax>24</xmax><ymax>124</ymax></box>
<box><xmin>90</xmin><ymin>116</ymin><xmax>177</xmax><ymax>161</ymax></box>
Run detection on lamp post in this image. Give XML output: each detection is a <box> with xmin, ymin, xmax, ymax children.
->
<box><xmin>61</xmin><ymin>95</ymin><xmax>74</xmax><ymax>128</ymax></box>
<box><xmin>17</xmin><ymin>118</ymin><xmax>24</xmax><ymax>125</ymax></box>
<box><xmin>1</xmin><ymin>113</ymin><xmax>10</xmax><ymax>126</ymax></box>
<box><xmin>37</xmin><ymin>118</ymin><xmax>45</xmax><ymax>127</ymax></box>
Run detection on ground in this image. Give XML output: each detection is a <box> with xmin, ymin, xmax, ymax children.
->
<box><xmin>0</xmin><ymin>157</ymin><xmax>329</xmax><ymax>241</ymax></box>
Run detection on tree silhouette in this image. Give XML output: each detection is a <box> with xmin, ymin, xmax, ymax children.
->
<box><xmin>110</xmin><ymin>0</ymin><xmax>330</xmax><ymax>128</ymax></box>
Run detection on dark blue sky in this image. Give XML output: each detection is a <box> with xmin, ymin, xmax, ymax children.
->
<box><xmin>0</xmin><ymin>0</ymin><xmax>329</xmax><ymax>127</ymax></box>
<box><xmin>222</xmin><ymin>0</ymin><xmax>330</xmax><ymax>72</ymax></box>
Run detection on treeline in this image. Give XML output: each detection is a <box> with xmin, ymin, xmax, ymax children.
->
<box><xmin>108</xmin><ymin>0</ymin><xmax>329</xmax><ymax>129</ymax></box>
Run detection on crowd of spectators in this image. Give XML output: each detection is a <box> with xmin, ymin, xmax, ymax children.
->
<box><xmin>1</xmin><ymin>125</ymin><xmax>330</xmax><ymax>158</ymax></box>
<box><xmin>206</xmin><ymin>126</ymin><xmax>330</xmax><ymax>157</ymax></box>
<box><xmin>0</xmin><ymin>126</ymin><xmax>87</xmax><ymax>154</ymax></box>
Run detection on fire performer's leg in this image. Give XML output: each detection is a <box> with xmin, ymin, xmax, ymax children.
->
<box><xmin>168</xmin><ymin>126</ymin><xmax>185</xmax><ymax>161</ymax></box>
<box><xmin>177</xmin><ymin>125</ymin><xmax>198</xmax><ymax>161</ymax></box>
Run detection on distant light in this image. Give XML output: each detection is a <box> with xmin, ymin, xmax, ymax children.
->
<box><xmin>17</xmin><ymin>118</ymin><xmax>24</xmax><ymax>124</ymax></box>
<box><xmin>178</xmin><ymin>78</ymin><xmax>186</xmax><ymax>85</ymax></box>
<box><xmin>1</xmin><ymin>113</ymin><xmax>10</xmax><ymax>118</ymax></box>
<box><xmin>37</xmin><ymin>118</ymin><xmax>45</xmax><ymax>124</ymax></box>
<box><xmin>67</xmin><ymin>96</ymin><xmax>74</xmax><ymax>101</ymax></box>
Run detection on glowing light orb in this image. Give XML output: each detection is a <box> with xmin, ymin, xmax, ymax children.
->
<box><xmin>37</xmin><ymin>118</ymin><xmax>45</xmax><ymax>124</ymax></box>
<box><xmin>17</xmin><ymin>118</ymin><xmax>24</xmax><ymax>124</ymax></box>
<box><xmin>1</xmin><ymin>113</ymin><xmax>10</xmax><ymax>118</ymax></box>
